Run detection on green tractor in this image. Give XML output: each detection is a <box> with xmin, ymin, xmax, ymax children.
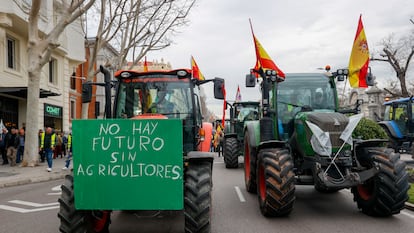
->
<box><xmin>243</xmin><ymin>69</ymin><xmax>409</xmax><ymax>217</ymax></box>
<box><xmin>223</xmin><ymin>101</ymin><xmax>260</xmax><ymax>168</ymax></box>
<box><xmin>58</xmin><ymin>66</ymin><xmax>225</xmax><ymax>233</ymax></box>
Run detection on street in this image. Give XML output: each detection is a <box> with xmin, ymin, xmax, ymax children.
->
<box><xmin>0</xmin><ymin>155</ymin><xmax>413</xmax><ymax>233</ymax></box>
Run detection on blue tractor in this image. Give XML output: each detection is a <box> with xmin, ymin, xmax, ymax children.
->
<box><xmin>378</xmin><ymin>96</ymin><xmax>414</xmax><ymax>156</ymax></box>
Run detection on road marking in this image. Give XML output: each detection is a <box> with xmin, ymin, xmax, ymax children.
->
<box><xmin>234</xmin><ymin>186</ymin><xmax>246</xmax><ymax>202</ymax></box>
<box><xmin>8</xmin><ymin>200</ymin><xmax>58</xmax><ymax>207</ymax></box>
<box><xmin>0</xmin><ymin>200</ymin><xmax>59</xmax><ymax>214</ymax></box>
<box><xmin>0</xmin><ymin>204</ymin><xmax>59</xmax><ymax>213</ymax></box>
<box><xmin>0</xmin><ymin>200</ymin><xmax>59</xmax><ymax>213</ymax></box>
<box><xmin>47</xmin><ymin>192</ymin><xmax>62</xmax><ymax>196</ymax></box>
<box><xmin>48</xmin><ymin>185</ymin><xmax>62</xmax><ymax>195</ymax></box>
<box><xmin>401</xmin><ymin>210</ymin><xmax>414</xmax><ymax>219</ymax></box>
<box><xmin>51</xmin><ymin>185</ymin><xmax>61</xmax><ymax>191</ymax></box>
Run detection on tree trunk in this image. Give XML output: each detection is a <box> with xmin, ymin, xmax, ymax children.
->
<box><xmin>22</xmin><ymin>69</ymin><xmax>41</xmax><ymax>167</ymax></box>
<box><xmin>399</xmin><ymin>73</ymin><xmax>409</xmax><ymax>97</ymax></box>
<box><xmin>82</xmin><ymin>102</ymin><xmax>90</xmax><ymax>119</ymax></box>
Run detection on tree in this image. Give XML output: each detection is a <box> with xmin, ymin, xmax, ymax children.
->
<box><xmin>81</xmin><ymin>0</ymin><xmax>197</xmax><ymax>118</ymax></box>
<box><xmin>371</xmin><ymin>20</ymin><xmax>414</xmax><ymax>97</ymax></box>
<box><xmin>22</xmin><ymin>0</ymin><xmax>95</xmax><ymax>167</ymax></box>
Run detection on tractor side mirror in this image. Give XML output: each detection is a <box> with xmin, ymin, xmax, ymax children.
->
<box><xmin>213</xmin><ymin>77</ymin><xmax>225</xmax><ymax>100</ymax></box>
<box><xmin>246</xmin><ymin>74</ymin><xmax>256</xmax><ymax>87</ymax></box>
<box><xmin>366</xmin><ymin>67</ymin><xmax>375</xmax><ymax>86</ymax></box>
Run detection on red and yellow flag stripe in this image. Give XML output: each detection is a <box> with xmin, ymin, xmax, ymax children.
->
<box><xmin>191</xmin><ymin>56</ymin><xmax>205</xmax><ymax>80</ymax></box>
<box><xmin>348</xmin><ymin>15</ymin><xmax>369</xmax><ymax>88</ymax></box>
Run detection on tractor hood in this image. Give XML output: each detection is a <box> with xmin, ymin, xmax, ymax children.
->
<box><xmin>301</xmin><ymin>112</ymin><xmax>363</xmax><ymax>155</ymax></box>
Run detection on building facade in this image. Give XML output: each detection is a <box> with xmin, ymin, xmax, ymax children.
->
<box><xmin>69</xmin><ymin>38</ymin><xmax>119</xmax><ymax>122</ymax></box>
<box><xmin>0</xmin><ymin>1</ymin><xmax>85</xmax><ymax>132</ymax></box>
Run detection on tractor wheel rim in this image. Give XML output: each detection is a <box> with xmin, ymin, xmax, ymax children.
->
<box><xmin>357</xmin><ymin>182</ymin><xmax>374</xmax><ymax>201</ymax></box>
<box><xmin>259</xmin><ymin>164</ymin><xmax>266</xmax><ymax>200</ymax></box>
<box><xmin>93</xmin><ymin>211</ymin><xmax>109</xmax><ymax>232</ymax></box>
<box><xmin>244</xmin><ymin>144</ymin><xmax>250</xmax><ymax>182</ymax></box>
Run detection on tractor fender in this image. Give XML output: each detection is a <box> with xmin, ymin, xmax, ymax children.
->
<box><xmin>198</xmin><ymin>122</ymin><xmax>213</xmax><ymax>152</ymax></box>
<box><xmin>224</xmin><ymin>133</ymin><xmax>237</xmax><ymax>139</ymax></box>
<box><xmin>244</xmin><ymin>121</ymin><xmax>260</xmax><ymax>149</ymax></box>
<box><xmin>258</xmin><ymin>140</ymin><xmax>288</xmax><ymax>151</ymax></box>
<box><xmin>186</xmin><ymin>151</ymin><xmax>214</xmax><ymax>164</ymax></box>
<box><xmin>378</xmin><ymin>121</ymin><xmax>403</xmax><ymax>139</ymax></box>
<box><xmin>354</xmin><ymin>139</ymin><xmax>389</xmax><ymax>148</ymax></box>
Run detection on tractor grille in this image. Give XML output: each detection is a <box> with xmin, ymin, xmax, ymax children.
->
<box><xmin>306</xmin><ymin>112</ymin><xmax>349</xmax><ymax>147</ymax></box>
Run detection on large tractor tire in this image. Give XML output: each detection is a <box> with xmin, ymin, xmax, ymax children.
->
<box><xmin>351</xmin><ymin>148</ymin><xmax>409</xmax><ymax>217</ymax></box>
<box><xmin>184</xmin><ymin>161</ymin><xmax>212</xmax><ymax>233</ymax></box>
<box><xmin>224</xmin><ymin>137</ymin><xmax>239</xmax><ymax>168</ymax></box>
<box><xmin>244</xmin><ymin>133</ymin><xmax>257</xmax><ymax>193</ymax></box>
<box><xmin>257</xmin><ymin>148</ymin><xmax>295</xmax><ymax>217</ymax></box>
<box><xmin>58</xmin><ymin>175</ymin><xmax>110</xmax><ymax>233</ymax></box>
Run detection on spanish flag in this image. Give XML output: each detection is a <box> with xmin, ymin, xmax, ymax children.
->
<box><xmin>250</xmin><ymin>20</ymin><xmax>285</xmax><ymax>79</ymax></box>
<box><xmin>348</xmin><ymin>15</ymin><xmax>369</xmax><ymax>88</ymax></box>
<box><xmin>191</xmin><ymin>56</ymin><xmax>205</xmax><ymax>80</ymax></box>
<box><xmin>235</xmin><ymin>85</ymin><xmax>242</xmax><ymax>102</ymax></box>
<box><xmin>143</xmin><ymin>56</ymin><xmax>149</xmax><ymax>72</ymax></box>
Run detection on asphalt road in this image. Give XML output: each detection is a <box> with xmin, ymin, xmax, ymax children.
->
<box><xmin>0</xmin><ymin>155</ymin><xmax>413</xmax><ymax>233</ymax></box>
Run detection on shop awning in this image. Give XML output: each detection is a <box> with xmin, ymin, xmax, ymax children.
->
<box><xmin>0</xmin><ymin>87</ymin><xmax>61</xmax><ymax>98</ymax></box>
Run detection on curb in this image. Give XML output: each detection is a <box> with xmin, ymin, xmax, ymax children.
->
<box><xmin>405</xmin><ymin>202</ymin><xmax>414</xmax><ymax>211</ymax></box>
<box><xmin>0</xmin><ymin>173</ymin><xmax>67</xmax><ymax>189</ymax></box>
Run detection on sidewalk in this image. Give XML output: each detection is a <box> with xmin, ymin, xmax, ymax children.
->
<box><xmin>0</xmin><ymin>157</ymin><xmax>70</xmax><ymax>188</ymax></box>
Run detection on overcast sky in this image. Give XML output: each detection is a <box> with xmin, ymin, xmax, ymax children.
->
<box><xmin>150</xmin><ymin>0</ymin><xmax>413</xmax><ymax>116</ymax></box>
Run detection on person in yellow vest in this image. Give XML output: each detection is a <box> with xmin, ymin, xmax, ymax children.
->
<box><xmin>214</xmin><ymin>124</ymin><xmax>224</xmax><ymax>157</ymax></box>
<box><xmin>40</xmin><ymin>127</ymin><xmax>56</xmax><ymax>172</ymax></box>
<box><xmin>62</xmin><ymin>133</ymin><xmax>72</xmax><ymax>170</ymax></box>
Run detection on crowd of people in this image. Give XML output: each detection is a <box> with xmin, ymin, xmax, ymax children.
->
<box><xmin>0</xmin><ymin>126</ymin><xmax>72</xmax><ymax>172</ymax></box>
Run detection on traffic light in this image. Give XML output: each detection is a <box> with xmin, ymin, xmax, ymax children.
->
<box><xmin>82</xmin><ymin>83</ymin><xmax>92</xmax><ymax>103</ymax></box>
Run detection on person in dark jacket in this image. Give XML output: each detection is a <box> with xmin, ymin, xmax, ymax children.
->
<box><xmin>1</xmin><ymin>128</ymin><xmax>8</xmax><ymax>165</ymax></box>
<box><xmin>16</xmin><ymin>128</ymin><xmax>25</xmax><ymax>164</ymax></box>
<box><xmin>6</xmin><ymin>127</ymin><xmax>18</xmax><ymax>166</ymax></box>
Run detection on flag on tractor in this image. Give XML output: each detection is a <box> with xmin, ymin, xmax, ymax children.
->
<box><xmin>348</xmin><ymin>15</ymin><xmax>369</xmax><ymax>88</ymax></box>
<box><xmin>250</xmin><ymin>20</ymin><xmax>285</xmax><ymax>79</ymax></box>
<box><xmin>235</xmin><ymin>85</ymin><xmax>242</xmax><ymax>102</ymax></box>
<box><xmin>143</xmin><ymin>56</ymin><xmax>149</xmax><ymax>72</ymax></box>
<box><xmin>222</xmin><ymin>84</ymin><xmax>227</xmax><ymax>128</ymax></box>
<box><xmin>191</xmin><ymin>56</ymin><xmax>205</xmax><ymax>80</ymax></box>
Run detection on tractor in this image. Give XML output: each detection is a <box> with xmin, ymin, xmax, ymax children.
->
<box><xmin>223</xmin><ymin>101</ymin><xmax>260</xmax><ymax>168</ymax></box>
<box><xmin>58</xmin><ymin>66</ymin><xmax>225</xmax><ymax>233</ymax></box>
<box><xmin>378</xmin><ymin>96</ymin><xmax>414</xmax><ymax>156</ymax></box>
<box><xmin>243</xmin><ymin>69</ymin><xmax>409</xmax><ymax>217</ymax></box>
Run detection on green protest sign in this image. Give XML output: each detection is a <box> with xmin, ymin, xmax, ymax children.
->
<box><xmin>72</xmin><ymin>119</ymin><xmax>183</xmax><ymax>210</ymax></box>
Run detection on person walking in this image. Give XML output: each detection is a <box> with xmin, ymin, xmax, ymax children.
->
<box><xmin>54</xmin><ymin>131</ymin><xmax>63</xmax><ymax>159</ymax></box>
<box><xmin>0</xmin><ymin>128</ymin><xmax>8</xmax><ymax>165</ymax></box>
<box><xmin>6</xmin><ymin>127</ymin><xmax>18</xmax><ymax>166</ymax></box>
<box><xmin>16</xmin><ymin>128</ymin><xmax>25</xmax><ymax>164</ymax></box>
<box><xmin>62</xmin><ymin>132</ymin><xmax>67</xmax><ymax>158</ymax></box>
<box><xmin>62</xmin><ymin>133</ymin><xmax>72</xmax><ymax>170</ymax></box>
<box><xmin>38</xmin><ymin>129</ymin><xmax>45</xmax><ymax>162</ymax></box>
<box><xmin>40</xmin><ymin>127</ymin><xmax>56</xmax><ymax>172</ymax></box>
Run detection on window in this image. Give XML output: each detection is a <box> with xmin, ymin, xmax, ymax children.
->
<box><xmin>70</xmin><ymin>99</ymin><xmax>76</xmax><ymax>119</ymax></box>
<box><xmin>70</xmin><ymin>72</ymin><xmax>76</xmax><ymax>90</ymax></box>
<box><xmin>49</xmin><ymin>58</ymin><xmax>58</xmax><ymax>84</ymax></box>
<box><xmin>6</xmin><ymin>36</ymin><xmax>19</xmax><ymax>70</ymax></box>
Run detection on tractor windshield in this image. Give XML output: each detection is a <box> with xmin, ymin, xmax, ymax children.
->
<box><xmin>236</xmin><ymin>104</ymin><xmax>260</xmax><ymax>122</ymax></box>
<box><xmin>273</xmin><ymin>74</ymin><xmax>336</xmax><ymax>136</ymax></box>
<box><xmin>115</xmin><ymin>76</ymin><xmax>192</xmax><ymax>119</ymax></box>
<box><xmin>275</xmin><ymin>73</ymin><xmax>336</xmax><ymax>113</ymax></box>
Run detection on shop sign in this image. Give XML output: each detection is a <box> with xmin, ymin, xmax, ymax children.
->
<box><xmin>44</xmin><ymin>104</ymin><xmax>62</xmax><ymax>118</ymax></box>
